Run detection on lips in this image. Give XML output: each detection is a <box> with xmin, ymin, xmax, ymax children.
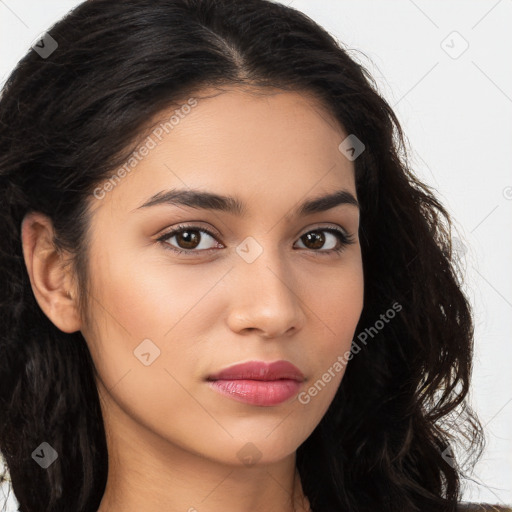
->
<box><xmin>206</xmin><ymin>360</ymin><xmax>305</xmax><ymax>406</ymax></box>
<box><xmin>207</xmin><ymin>360</ymin><xmax>305</xmax><ymax>382</ymax></box>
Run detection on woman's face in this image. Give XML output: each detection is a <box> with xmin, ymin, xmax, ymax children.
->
<box><xmin>82</xmin><ymin>86</ymin><xmax>364</xmax><ymax>467</ymax></box>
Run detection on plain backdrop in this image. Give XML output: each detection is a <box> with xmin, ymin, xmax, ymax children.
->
<box><xmin>0</xmin><ymin>0</ymin><xmax>511</xmax><ymax>509</ymax></box>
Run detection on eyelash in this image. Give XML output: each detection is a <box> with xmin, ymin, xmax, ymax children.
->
<box><xmin>156</xmin><ymin>223</ymin><xmax>356</xmax><ymax>257</ymax></box>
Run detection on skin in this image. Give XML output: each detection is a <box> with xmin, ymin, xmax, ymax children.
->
<box><xmin>21</xmin><ymin>86</ymin><xmax>364</xmax><ymax>512</ymax></box>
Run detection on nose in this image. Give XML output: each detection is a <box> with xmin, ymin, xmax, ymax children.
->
<box><xmin>225</xmin><ymin>245</ymin><xmax>306</xmax><ymax>339</ymax></box>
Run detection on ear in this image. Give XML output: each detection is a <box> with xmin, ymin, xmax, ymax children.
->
<box><xmin>21</xmin><ymin>211</ymin><xmax>81</xmax><ymax>333</ymax></box>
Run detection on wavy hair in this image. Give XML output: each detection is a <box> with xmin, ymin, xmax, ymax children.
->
<box><xmin>0</xmin><ymin>0</ymin><xmax>502</xmax><ymax>511</ymax></box>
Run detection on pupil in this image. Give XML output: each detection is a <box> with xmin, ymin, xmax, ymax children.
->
<box><xmin>305</xmin><ymin>231</ymin><xmax>324</xmax><ymax>249</ymax></box>
<box><xmin>178</xmin><ymin>230</ymin><xmax>199</xmax><ymax>249</ymax></box>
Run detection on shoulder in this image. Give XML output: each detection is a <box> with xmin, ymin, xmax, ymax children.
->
<box><xmin>458</xmin><ymin>503</ymin><xmax>512</xmax><ymax>512</ymax></box>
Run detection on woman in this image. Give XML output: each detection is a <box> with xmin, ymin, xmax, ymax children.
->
<box><xmin>0</xmin><ymin>1</ymin><xmax>509</xmax><ymax>511</ymax></box>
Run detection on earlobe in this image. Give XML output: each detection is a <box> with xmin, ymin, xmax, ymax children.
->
<box><xmin>20</xmin><ymin>211</ymin><xmax>81</xmax><ymax>333</ymax></box>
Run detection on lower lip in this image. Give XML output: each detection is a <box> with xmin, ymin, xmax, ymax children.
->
<box><xmin>208</xmin><ymin>379</ymin><xmax>302</xmax><ymax>406</ymax></box>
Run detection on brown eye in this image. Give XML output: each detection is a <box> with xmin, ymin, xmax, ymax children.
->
<box><xmin>295</xmin><ymin>228</ymin><xmax>355</xmax><ymax>255</ymax></box>
<box><xmin>157</xmin><ymin>224</ymin><xmax>355</xmax><ymax>257</ymax></box>
<box><xmin>172</xmin><ymin>229</ymin><xmax>201</xmax><ymax>250</ymax></box>
<box><xmin>157</xmin><ymin>225</ymin><xmax>220</xmax><ymax>254</ymax></box>
<box><xmin>300</xmin><ymin>231</ymin><xmax>327</xmax><ymax>250</ymax></box>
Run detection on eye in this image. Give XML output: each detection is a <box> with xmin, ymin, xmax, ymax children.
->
<box><xmin>295</xmin><ymin>227</ymin><xmax>356</xmax><ymax>255</ymax></box>
<box><xmin>156</xmin><ymin>224</ymin><xmax>220</xmax><ymax>254</ymax></box>
<box><xmin>156</xmin><ymin>224</ymin><xmax>356</xmax><ymax>256</ymax></box>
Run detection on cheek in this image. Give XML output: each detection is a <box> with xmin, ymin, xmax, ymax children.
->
<box><xmin>80</xmin><ymin>243</ymin><xmax>174</xmax><ymax>387</ymax></box>
<box><xmin>81</xmin><ymin>243</ymin><xmax>227</xmax><ymax>418</ymax></box>
<box><xmin>85</xmin><ymin>242</ymin><xmax>204</xmax><ymax>345</ymax></box>
<box><xmin>82</xmin><ymin>248</ymin><xmax>223</xmax><ymax>455</ymax></box>
<box><xmin>309</xmin><ymin>255</ymin><xmax>364</xmax><ymax>347</ymax></box>
<box><xmin>299</xmin><ymin>258</ymin><xmax>363</xmax><ymax>403</ymax></box>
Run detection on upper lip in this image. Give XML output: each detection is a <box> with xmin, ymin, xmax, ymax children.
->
<box><xmin>207</xmin><ymin>360</ymin><xmax>305</xmax><ymax>382</ymax></box>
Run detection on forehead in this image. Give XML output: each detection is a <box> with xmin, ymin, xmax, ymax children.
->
<box><xmin>89</xmin><ymin>87</ymin><xmax>356</xmax><ymax>218</ymax></box>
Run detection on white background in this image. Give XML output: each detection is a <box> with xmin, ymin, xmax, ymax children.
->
<box><xmin>0</xmin><ymin>0</ymin><xmax>511</xmax><ymax>509</ymax></box>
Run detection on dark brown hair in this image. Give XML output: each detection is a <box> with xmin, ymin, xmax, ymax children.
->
<box><xmin>0</xmin><ymin>0</ymin><xmax>504</xmax><ymax>511</ymax></box>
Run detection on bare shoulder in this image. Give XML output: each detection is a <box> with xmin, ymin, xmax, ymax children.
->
<box><xmin>458</xmin><ymin>503</ymin><xmax>512</xmax><ymax>512</ymax></box>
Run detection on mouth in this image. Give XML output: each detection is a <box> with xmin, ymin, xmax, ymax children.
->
<box><xmin>207</xmin><ymin>359</ymin><xmax>305</xmax><ymax>382</ymax></box>
<box><xmin>206</xmin><ymin>360</ymin><xmax>305</xmax><ymax>406</ymax></box>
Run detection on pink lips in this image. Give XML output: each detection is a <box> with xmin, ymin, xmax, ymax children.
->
<box><xmin>207</xmin><ymin>360</ymin><xmax>305</xmax><ymax>406</ymax></box>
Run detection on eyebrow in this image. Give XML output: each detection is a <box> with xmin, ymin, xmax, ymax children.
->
<box><xmin>134</xmin><ymin>188</ymin><xmax>359</xmax><ymax>217</ymax></box>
